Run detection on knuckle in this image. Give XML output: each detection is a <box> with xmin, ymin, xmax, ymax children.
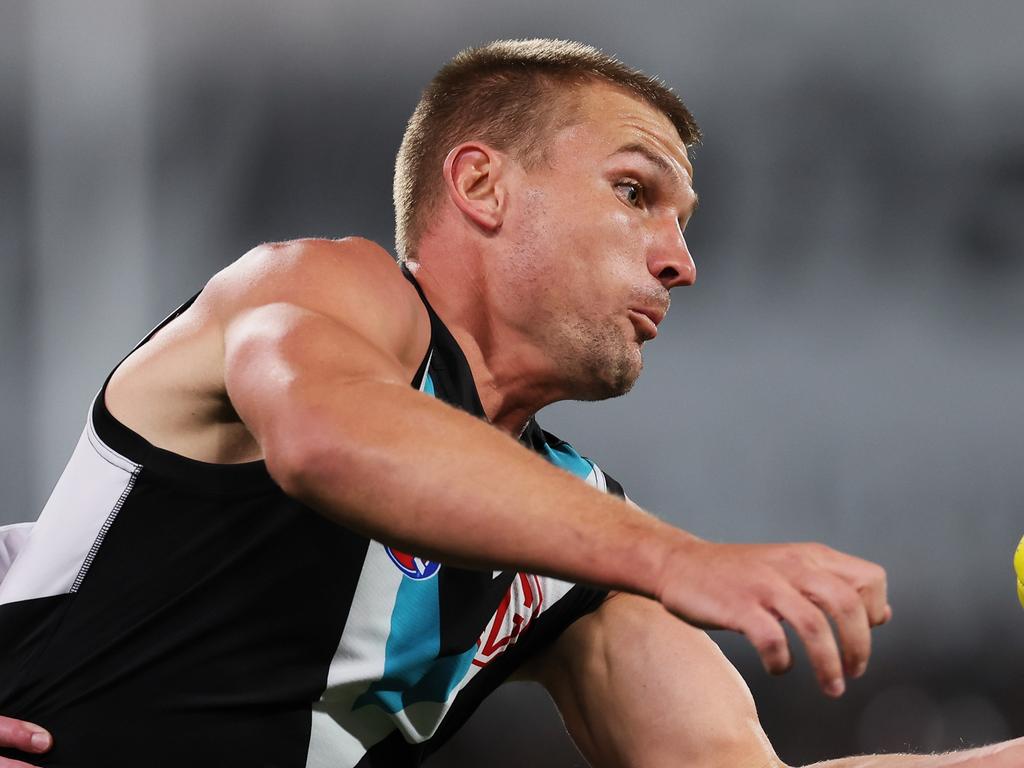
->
<box><xmin>859</xmin><ymin>563</ymin><xmax>887</xmax><ymax>590</ymax></box>
<box><xmin>807</xmin><ymin>541</ymin><xmax>832</xmax><ymax>557</ymax></box>
<box><xmin>781</xmin><ymin>547</ymin><xmax>807</xmax><ymax>569</ymax></box>
<box><xmin>758</xmin><ymin>581</ymin><xmax>786</xmax><ymax>605</ymax></box>
<box><xmin>795</xmin><ymin>610</ymin><xmax>827</xmax><ymax>638</ymax></box>
<box><xmin>835</xmin><ymin>589</ymin><xmax>863</xmax><ymax>617</ymax></box>
<box><xmin>867</xmin><ymin>605</ymin><xmax>889</xmax><ymax>625</ymax></box>
<box><xmin>749</xmin><ymin>624</ymin><xmax>785</xmax><ymax>653</ymax></box>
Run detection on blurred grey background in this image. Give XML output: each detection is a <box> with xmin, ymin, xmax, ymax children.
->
<box><xmin>1</xmin><ymin>0</ymin><xmax>1022</xmax><ymax>764</ymax></box>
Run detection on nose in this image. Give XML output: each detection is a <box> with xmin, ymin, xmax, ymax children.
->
<box><xmin>647</xmin><ymin>223</ymin><xmax>696</xmax><ymax>290</ymax></box>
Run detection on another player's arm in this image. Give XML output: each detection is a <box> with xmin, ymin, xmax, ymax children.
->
<box><xmin>214</xmin><ymin>237</ymin><xmax>887</xmax><ymax>695</ymax></box>
<box><xmin>519</xmin><ymin>593</ymin><xmax>1024</xmax><ymax>768</ymax></box>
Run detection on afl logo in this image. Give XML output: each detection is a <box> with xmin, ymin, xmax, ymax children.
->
<box><xmin>386</xmin><ymin>547</ymin><xmax>441</xmax><ymax>580</ymax></box>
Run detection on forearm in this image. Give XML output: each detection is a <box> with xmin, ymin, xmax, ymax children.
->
<box><xmin>224</xmin><ymin>267</ymin><xmax>895</xmax><ymax>695</ymax></box>
<box><xmin>270</xmin><ymin>379</ymin><xmax>689</xmax><ymax>597</ymax></box>
<box><xmin>805</xmin><ymin>740</ymin><xmax>1024</xmax><ymax>768</ymax></box>
<box><xmin>530</xmin><ymin>595</ymin><xmax>1024</xmax><ymax>768</ymax></box>
<box><xmin>527</xmin><ymin>593</ymin><xmax>785</xmax><ymax>768</ymax></box>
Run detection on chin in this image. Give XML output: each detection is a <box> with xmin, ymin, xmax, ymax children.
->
<box><xmin>576</xmin><ymin>346</ymin><xmax>643</xmax><ymax>401</ymax></box>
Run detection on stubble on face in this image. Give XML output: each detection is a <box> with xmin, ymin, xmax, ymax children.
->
<box><xmin>494</xmin><ymin>80</ymin><xmax>692</xmax><ymax>404</ymax></box>
<box><xmin>506</xmin><ymin>188</ymin><xmax>646</xmax><ymax>402</ymax></box>
<box><xmin>561</xmin><ymin>310</ymin><xmax>644</xmax><ymax>400</ymax></box>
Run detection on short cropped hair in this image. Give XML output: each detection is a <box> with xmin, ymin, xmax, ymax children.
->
<box><xmin>393</xmin><ymin>38</ymin><xmax>701</xmax><ymax>262</ymax></box>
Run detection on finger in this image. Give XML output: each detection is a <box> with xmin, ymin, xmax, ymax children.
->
<box><xmin>0</xmin><ymin>757</ymin><xmax>44</xmax><ymax>768</ymax></box>
<box><xmin>0</xmin><ymin>717</ymin><xmax>51</xmax><ymax>754</ymax></box>
<box><xmin>808</xmin><ymin>544</ymin><xmax>890</xmax><ymax>626</ymax></box>
<box><xmin>770</xmin><ymin>582</ymin><xmax>845</xmax><ymax>697</ymax></box>
<box><xmin>737</xmin><ymin>606</ymin><xmax>792</xmax><ymax>677</ymax></box>
<box><xmin>798</xmin><ymin>570</ymin><xmax>871</xmax><ymax>678</ymax></box>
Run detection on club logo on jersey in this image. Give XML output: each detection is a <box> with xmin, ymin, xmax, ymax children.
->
<box><xmin>386</xmin><ymin>547</ymin><xmax>441</xmax><ymax>580</ymax></box>
<box><xmin>473</xmin><ymin>572</ymin><xmax>545</xmax><ymax>667</ymax></box>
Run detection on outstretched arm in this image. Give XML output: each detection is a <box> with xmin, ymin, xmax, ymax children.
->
<box><xmin>215</xmin><ymin>238</ymin><xmax>889</xmax><ymax>696</ymax></box>
<box><xmin>519</xmin><ymin>593</ymin><xmax>1023</xmax><ymax>768</ymax></box>
<box><xmin>0</xmin><ymin>238</ymin><xmax>893</xmax><ymax>766</ymax></box>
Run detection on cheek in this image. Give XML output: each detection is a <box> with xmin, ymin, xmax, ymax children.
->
<box><xmin>519</xmin><ymin>186</ymin><xmax>647</xmax><ymax>306</ymax></box>
<box><xmin>603</xmin><ymin>206</ymin><xmax>634</xmax><ymax>232</ymax></box>
<box><xmin>593</xmin><ymin>213</ymin><xmax>651</xmax><ymax>281</ymax></box>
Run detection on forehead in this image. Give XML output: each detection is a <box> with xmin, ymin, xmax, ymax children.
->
<box><xmin>563</xmin><ymin>82</ymin><xmax>693</xmax><ymax>178</ymax></box>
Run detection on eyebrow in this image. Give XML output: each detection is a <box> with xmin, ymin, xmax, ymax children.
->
<box><xmin>610</xmin><ymin>142</ymin><xmax>700</xmax><ymax>214</ymax></box>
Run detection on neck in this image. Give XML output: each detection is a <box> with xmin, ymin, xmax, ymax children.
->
<box><xmin>406</xmin><ymin>258</ymin><xmax>574</xmax><ymax>437</ymax></box>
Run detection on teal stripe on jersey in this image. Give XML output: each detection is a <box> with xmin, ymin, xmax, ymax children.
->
<box><xmin>540</xmin><ymin>441</ymin><xmax>593</xmax><ymax>481</ymax></box>
<box><xmin>351</xmin><ymin>363</ymin><xmax>474</xmax><ymax>716</ymax></box>
<box><xmin>352</xmin><ymin>576</ymin><xmax>476</xmax><ymax>714</ymax></box>
<box><xmin>355</xmin><ymin>360</ymin><xmax>594</xmax><ymax>720</ymax></box>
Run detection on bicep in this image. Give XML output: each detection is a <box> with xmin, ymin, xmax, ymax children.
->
<box><xmin>224</xmin><ymin>301</ymin><xmax>408</xmax><ymax>417</ymax></box>
<box><xmin>524</xmin><ymin>592</ymin><xmax>783</xmax><ymax>768</ymax></box>
<box><xmin>221</xmin><ymin>300</ymin><xmax>420</xmax><ymax>482</ymax></box>
<box><xmin>208</xmin><ymin>240</ymin><xmax>430</xmax><ymax>487</ymax></box>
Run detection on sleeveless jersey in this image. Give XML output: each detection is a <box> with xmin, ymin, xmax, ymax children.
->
<box><xmin>0</xmin><ymin>268</ymin><xmax>625</xmax><ymax>767</ymax></box>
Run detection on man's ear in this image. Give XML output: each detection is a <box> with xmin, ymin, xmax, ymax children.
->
<box><xmin>442</xmin><ymin>143</ymin><xmax>507</xmax><ymax>233</ymax></box>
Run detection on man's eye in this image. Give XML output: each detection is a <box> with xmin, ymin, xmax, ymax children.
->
<box><xmin>616</xmin><ymin>181</ymin><xmax>644</xmax><ymax>208</ymax></box>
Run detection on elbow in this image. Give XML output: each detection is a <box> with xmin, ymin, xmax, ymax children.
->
<box><xmin>260</xmin><ymin>414</ymin><xmax>384</xmax><ymax>522</ymax></box>
<box><xmin>262</xmin><ymin>429</ymin><xmax>336</xmax><ymax>502</ymax></box>
<box><xmin>263</xmin><ymin>439</ymin><xmax>310</xmax><ymax>500</ymax></box>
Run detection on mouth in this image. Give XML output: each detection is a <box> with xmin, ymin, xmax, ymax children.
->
<box><xmin>627</xmin><ymin>308</ymin><xmax>661</xmax><ymax>341</ymax></box>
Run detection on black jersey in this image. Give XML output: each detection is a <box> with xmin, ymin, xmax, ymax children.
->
<box><xmin>0</xmin><ymin>268</ymin><xmax>624</xmax><ymax>767</ymax></box>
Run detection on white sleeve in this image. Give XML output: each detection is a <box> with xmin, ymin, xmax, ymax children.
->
<box><xmin>0</xmin><ymin>522</ymin><xmax>34</xmax><ymax>583</ymax></box>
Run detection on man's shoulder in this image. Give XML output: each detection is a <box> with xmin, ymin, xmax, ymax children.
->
<box><xmin>203</xmin><ymin>237</ymin><xmax>430</xmax><ymax>363</ymax></box>
<box><xmin>220</xmin><ymin>237</ymin><xmax>409</xmax><ymax>300</ymax></box>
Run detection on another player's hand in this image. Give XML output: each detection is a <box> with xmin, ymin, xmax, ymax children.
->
<box><xmin>0</xmin><ymin>716</ymin><xmax>51</xmax><ymax>768</ymax></box>
<box><xmin>657</xmin><ymin>539</ymin><xmax>891</xmax><ymax>698</ymax></box>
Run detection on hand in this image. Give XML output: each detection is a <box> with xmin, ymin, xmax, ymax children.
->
<box><xmin>658</xmin><ymin>539</ymin><xmax>891</xmax><ymax>698</ymax></box>
<box><xmin>0</xmin><ymin>716</ymin><xmax>51</xmax><ymax>768</ymax></box>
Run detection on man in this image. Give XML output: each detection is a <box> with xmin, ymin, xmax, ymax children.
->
<box><xmin>0</xmin><ymin>39</ymin><xmax>1019</xmax><ymax>767</ymax></box>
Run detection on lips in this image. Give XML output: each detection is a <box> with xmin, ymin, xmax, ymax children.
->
<box><xmin>633</xmin><ymin>306</ymin><xmax>666</xmax><ymax>327</ymax></box>
<box><xmin>627</xmin><ymin>308</ymin><xmax>662</xmax><ymax>340</ymax></box>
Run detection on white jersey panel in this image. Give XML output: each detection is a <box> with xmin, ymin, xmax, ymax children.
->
<box><xmin>0</xmin><ymin>423</ymin><xmax>138</xmax><ymax>607</ymax></box>
<box><xmin>306</xmin><ymin>540</ymin><xmax>407</xmax><ymax>768</ymax></box>
<box><xmin>0</xmin><ymin>523</ymin><xmax>34</xmax><ymax>583</ymax></box>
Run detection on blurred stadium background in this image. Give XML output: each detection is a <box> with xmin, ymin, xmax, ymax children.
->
<box><xmin>1</xmin><ymin>1</ymin><xmax>1022</xmax><ymax>764</ymax></box>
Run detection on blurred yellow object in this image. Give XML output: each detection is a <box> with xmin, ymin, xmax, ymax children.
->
<box><xmin>1016</xmin><ymin>535</ymin><xmax>1024</xmax><ymax>609</ymax></box>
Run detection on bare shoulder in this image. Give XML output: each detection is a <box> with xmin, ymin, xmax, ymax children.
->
<box><xmin>203</xmin><ymin>237</ymin><xmax>430</xmax><ymax>369</ymax></box>
<box><xmin>104</xmin><ymin>237</ymin><xmax>429</xmax><ymax>464</ymax></box>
